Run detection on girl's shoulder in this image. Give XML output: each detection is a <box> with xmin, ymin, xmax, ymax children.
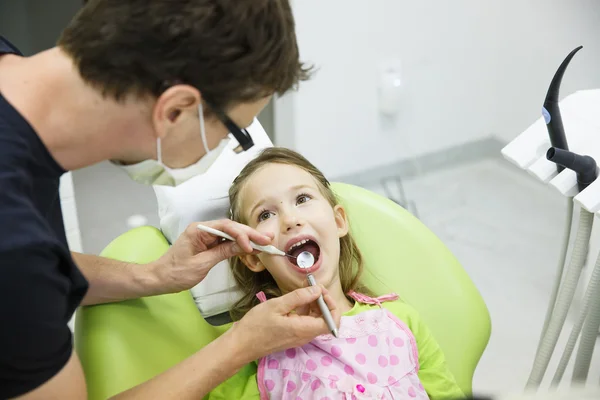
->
<box><xmin>348</xmin><ymin>295</ymin><xmax>423</xmax><ymax>328</ymax></box>
<box><xmin>381</xmin><ymin>298</ymin><xmax>420</xmax><ymax>319</ymax></box>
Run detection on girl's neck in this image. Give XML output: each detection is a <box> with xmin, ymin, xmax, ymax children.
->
<box><xmin>328</xmin><ymin>281</ymin><xmax>355</xmax><ymax>314</ymax></box>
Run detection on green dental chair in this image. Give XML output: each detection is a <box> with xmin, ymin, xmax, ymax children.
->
<box><xmin>75</xmin><ymin>183</ymin><xmax>491</xmax><ymax>399</ymax></box>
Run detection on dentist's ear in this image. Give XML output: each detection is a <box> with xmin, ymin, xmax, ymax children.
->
<box><xmin>334</xmin><ymin>204</ymin><xmax>349</xmax><ymax>238</ymax></box>
<box><xmin>152</xmin><ymin>84</ymin><xmax>200</xmax><ymax>139</ymax></box>
<box><xmin>241</xmin><ymin>254</ymin><xmax>267</xmax><ymax>272</ymax></box>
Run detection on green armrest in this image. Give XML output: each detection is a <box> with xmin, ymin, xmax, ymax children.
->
<box><xmin>75</xmin><ymin>227</ymin><xmax>231</xmax><ymax>399</ymax></box>
<box><xmin>75</xmin><ymin>182</ymin><xmax>491</xmax><ymax>399</ymax></box>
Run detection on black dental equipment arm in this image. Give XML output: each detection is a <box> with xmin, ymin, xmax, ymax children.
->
<box><xmin>543</xmin><ymin>45</ymin><xmax>583</xmax><ymax>172</ymax></box>
<box><xmin>546</xmin><ymin>147</ymin><xmax>597</xmax><ymax>192</ymax></box>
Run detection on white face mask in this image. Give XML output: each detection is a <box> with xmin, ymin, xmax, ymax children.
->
<box><xmin>114</xmin><ymin>103</ymin><xmax>230</xmax><ymax>187</ymax></box>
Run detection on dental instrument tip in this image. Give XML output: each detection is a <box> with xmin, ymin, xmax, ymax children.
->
<box><xmin>332</xmin><ymin>328</ymin><xmax>339</xmax><ymax>338</ymax></box>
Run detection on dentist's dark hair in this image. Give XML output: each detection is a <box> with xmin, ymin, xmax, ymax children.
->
<box><xmin>228</xmin><ymin>147</ymin><xmax>372</xmax><ymax>321</ymax></box>
<box><xmin>58</xmin><ymin>0</ymin><xmax>311</xmax><ymax>112</ymax></box>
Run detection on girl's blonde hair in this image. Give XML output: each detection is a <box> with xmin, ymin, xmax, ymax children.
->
<box><xmin>228</xmin><ymin>147</ymin><xmax>371</xmax><ymax>321</ymax></box>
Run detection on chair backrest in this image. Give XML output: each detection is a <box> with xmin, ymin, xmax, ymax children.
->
<box><xmin>332</xmin><ymin>182</ymin><xmax>491</xmax><ymax>393</ymax></box>
<box><xmin>75</xmin><ymin>183</ymin><xmax>490</xmax><ymax>399</ymax></box>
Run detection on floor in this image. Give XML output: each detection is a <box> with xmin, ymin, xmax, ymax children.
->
<box><xmin>358</xmin><ymin>156</ymin><xmax>600</xmax><ymax>396</ymax></box>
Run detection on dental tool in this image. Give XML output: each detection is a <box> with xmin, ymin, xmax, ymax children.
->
<box><xmin>197</xmin><ymin>226</ymin><xmax>338</xmax><ymax>337</ymax></box>
<box><xmin>500</xmin><ymin>46</ymin><xmax>582</xmax><ymax>172</ymax></box>
<box><xmin>546</xmin><ymin>148</ymin><xmax>597</xmax><ymax>192</ymax></box>
<box><xmin>526</xmin><ymin>47</ymin><xmax>582</xmax><ymax>186</ymax></box>
<box><xmin>296</xmin><ymin>251</ymin><xmax>315</xmax><ymax>269</ymax></box>
<box><xmin>543</xmin><ymin>45</ymin><xmax>583</xmax><ymax>171</ymax></box>
<box><xmin>196</xmin><ymin>224</ymin><xmax>295</xmax><ymax>258</ymax></box>
<box><xmin>296</xmin><ymin>251</ymin><xmax>339</xmax><ymax>338</ymax></box>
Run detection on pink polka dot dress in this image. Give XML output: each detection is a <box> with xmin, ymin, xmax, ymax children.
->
<box><xmin>256</xmin><ymin>291</ymin><xmax>430</xmax><ymax>399</ymax></box>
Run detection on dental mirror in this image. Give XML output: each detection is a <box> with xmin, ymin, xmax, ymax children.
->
<box><xmin>297</xmin><ymin>251</ymin><xmax>315</xmax><ymax>269</ymax></box>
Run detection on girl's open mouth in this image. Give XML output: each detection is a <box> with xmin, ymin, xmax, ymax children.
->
<box><xmin>285</xmin><ymin>237</ymin><xmax>322</xmax><ymax>274</ymax></box>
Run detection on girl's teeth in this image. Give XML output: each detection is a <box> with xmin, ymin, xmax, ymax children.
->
<box><xmin>290</xmin><ymin>239</ymin><xmax>308</xmax><ymax>250</ymax></box>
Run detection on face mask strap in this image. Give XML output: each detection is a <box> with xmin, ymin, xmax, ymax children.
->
<box><xmin>199</xmin><ymin>103</ymin><xmax>209</xmax><ymax>154</ymax></box>
<box><xmin>156</xmin><ymin>138</ymin><xmax>163</xmax><ymax>165</ymax></box>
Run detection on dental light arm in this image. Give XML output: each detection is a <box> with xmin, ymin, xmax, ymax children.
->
<box><xmin>543</xmin><ymin>45</ymin><xmax>583</xmax><ymax>171</ymax></box>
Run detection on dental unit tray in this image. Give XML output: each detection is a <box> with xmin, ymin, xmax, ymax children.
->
<box><xmin>501</xmin><ymin>45</ymin><xmax>600</xmax><ymax>390</ymax></box>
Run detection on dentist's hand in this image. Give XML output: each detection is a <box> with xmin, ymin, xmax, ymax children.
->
<box><xmin>151</xmin><ymin>219</ymin><xmax>273</xmax><ymax>294</ymax></box>
<box><xmin>230</xmin><ymin>285</ymin><xmax>341</xmax><ymax>362</ymax></box>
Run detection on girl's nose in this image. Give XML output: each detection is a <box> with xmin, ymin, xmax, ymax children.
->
<box><xmin>282</xmin><ymin>213</ymin><xmax>304</xmax><ymax>232</ymax></box>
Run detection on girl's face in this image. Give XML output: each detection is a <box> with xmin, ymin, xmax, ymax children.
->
<box><xmin>238</xmin><ymin>163</ymin><xmax>348</xmax><ymax>294</ymax></box>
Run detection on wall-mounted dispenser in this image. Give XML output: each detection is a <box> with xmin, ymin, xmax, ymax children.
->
<box><xmin>378</xmin><ymin>59</ymin><xmax>403</xmax><ymax>116</ymax></box>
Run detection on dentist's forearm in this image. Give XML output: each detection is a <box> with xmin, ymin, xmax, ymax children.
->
<box><xmin>71</xmin><ymin>252</ymin><xmax>161</xmax><ymax>306</ymax></box>
<box><xmin>109</xmin><ymin>327</ymin><xmax>250</xmax><ymax>400</ymax></box>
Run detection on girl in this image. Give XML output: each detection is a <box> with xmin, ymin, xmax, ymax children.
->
<box><xmin>211</xmin><ymin>148</ymin><xmax>464</xmax><ymax>400</ymax></box>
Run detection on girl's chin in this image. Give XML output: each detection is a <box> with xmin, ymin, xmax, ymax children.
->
<box><xmin>280</xmin><ymin>260</ymin><xmax>338</xmax><ymax>290</ymax></box>
<box><xmin>304</xmin><ymin>266</ymin><xmax>337</xmax><ymax>289</ymax></box>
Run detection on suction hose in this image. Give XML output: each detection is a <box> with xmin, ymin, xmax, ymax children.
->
<box><xmin>526</xmin><ymin>208</ymin><xmax>594</xmax><ymax>389</ymax></box>
<box><xmin>526</xmin><ymin>148</ymin><xmax>597</xmax><ymax>389</ymax></box>
<box><xmin>535</xmin><ymin>199</ymin><xmax>574</xmax><ymax>352</ymax></box>
<box><xmin>572</xmin><ymin>249</ymin><xmax>600</xmax><ymax>382</ymax></box>
<box><xmin>542</xmin><ymin>45</ymin><xmax>583</xmax><ymax>172</ymax></box>
<box><xmin>551</xmin><ymin>244</ymin><xmax>600</xmax><ymax>385</ymax></box>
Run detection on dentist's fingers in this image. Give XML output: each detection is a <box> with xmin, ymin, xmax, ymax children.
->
<box><xmin>216</xmin><ymin>220</ymin><xmax>272</xmax><ymax>252</ymax></box>
<box><xmin>295</xmin><ymin>285</ymin><xmax>331</xmax><ymax>317</ymax></box>
<box><xmin>304</xmin><ymin>291</ymin><xmax>340</xmax><ymax>328</ymax></box>
<box><xmin>276</xmin><ymin>286</ymin><xmax>325</xmax><ymax>315</ymax></box>
<box><xmin>190</xmin><ymin>219</ymin><xmax>272</xmax><ymax>253</ymax></box>
<box><xmin>160</xmin><ymin>220</ymin><xmax>272</xmax><ymax>294</ymax></box>
<box><xmin>158</xmin><ymin>220</ymin><xmax>276</xmax><ymax>298</ymax></box>
<box><xmin>199</xmin><ymin>241</ymin><xmax>243</xmax><ymax>265</ymax></box>
<box><xmin>233</xmin><ymin>286</ymin><xmax>341</xmax><ymax>359</ymax></box>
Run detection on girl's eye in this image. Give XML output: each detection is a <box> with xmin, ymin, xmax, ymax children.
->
<box><xmin>258</xmin><ymin>210</ymin><xmax>273</xmax><ymax>222</ymax></box>
<box><xmin>297</xmin><ymin>193</ymin><xmax>312</xmax><ymax>205</ymax></box>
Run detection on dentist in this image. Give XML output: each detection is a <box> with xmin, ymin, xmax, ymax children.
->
<box><xmin>0</xmin><ymin>1</ymin><xmax>339</xmax><ymax>399</ymax></box>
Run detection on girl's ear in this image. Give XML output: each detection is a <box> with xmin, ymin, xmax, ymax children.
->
<box><xmin>240</xmin><ymin>254</ymin><xmax>266</xmax><ymax>272</ymax></box>
<box><xmin>334</xmin><ymin>204</ymin><xmax>349</xmax><ymax>238</ymax></box>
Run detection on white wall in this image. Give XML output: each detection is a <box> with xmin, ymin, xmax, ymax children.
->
<box><xmin>277</xmin><ymin>0</ymin><xmax>600</xmax><ymax>178</ymax></box>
